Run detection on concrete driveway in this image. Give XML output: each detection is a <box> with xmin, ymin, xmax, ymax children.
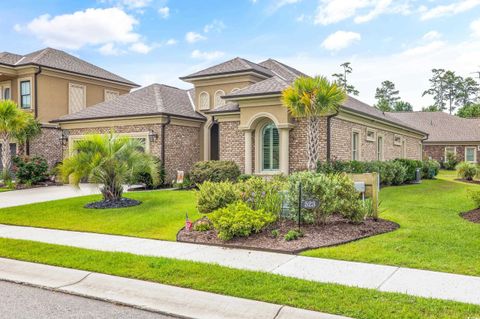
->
<box><xmin>0</xmin><ymin>184</ymin><xmax>102</xmax><ymax>208</ymax></box>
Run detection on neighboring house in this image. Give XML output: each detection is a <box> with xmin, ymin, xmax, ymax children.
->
<box><xmin>388</xmin><ymin>111</ymin><xmax>480</xmax><ymax>163</ymax></box>
<box><xmin>53</xmin><ymin>57</ymin><xmax>426</xmax><ymax>180</ymax></box>
<box><xmin>0</xmin><ymin>48</ymin><xmax>139</xmax><ymax>167</ymax></box>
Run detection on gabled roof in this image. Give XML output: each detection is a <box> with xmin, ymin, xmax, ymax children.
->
<box><xmin>258</xmin><ymin>59</ymin><xmax>307</xmax><ymax>83</ymax></box>
<box><xmin>0</xmin><ymin>48</ymin><xmax>138</xmax><ymax>87</ymax></box>
<box><xmin>52</xmin><ymin>84</ymin><xmax>205</xmax><ymax>123</ymax></box>
<box><xmin>387</xmin><ymin>111</ymin><xmax>480</xmax><ymax>142</ymax></box>
<box><xmin>180</xmin><ymin>57</ymin><xmax>274</xmax><ymax>80</ymax></box>
<box><xmin>223</xmin><ymin>76</ymin><xmax>290</xmax><ymax>98</ymax></box>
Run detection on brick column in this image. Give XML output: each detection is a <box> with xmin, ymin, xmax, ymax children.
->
<box><xmin>244</xmin><ymin>130</ymin><xmax>253</xmax><ymax>174</ymax></box>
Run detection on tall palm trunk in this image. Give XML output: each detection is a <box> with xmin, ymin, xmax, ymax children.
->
<box><xmin>307</xmin><ymin>116</ymin><xmax>321</xmax><ymax>171</ymax></box>
<box><xmin>0</xmin><ymin>132</ymin><xmax>11</xmax><ymax>179</ymax></box>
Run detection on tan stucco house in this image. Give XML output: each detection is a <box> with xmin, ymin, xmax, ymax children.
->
<box><xmin>389</xmin><ymin>111</ymin><xmax>480</xmax><ymax>164</ymax></box>
<box><xmin>0</xmin><ymin>48</ymin><xmax>139</xmax><ymax>168</ymax></box>
<box><xmin>50</xmin><ymin>56</ymin><xmax>427</xmax><ymax>180</ymax></box>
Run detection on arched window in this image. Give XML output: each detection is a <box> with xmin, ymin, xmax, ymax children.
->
<box><xmin>214</xmin><ymin>90</ymin><xmax>225</xmax><ymax>107</ymax></box>
<box><xmin>199</xmin><ymin>92</ymin><xmax>210</xmax><ymax>110</ymax></box>
<box><xmin>262</xmin><ymin>122</ymin><xmax>279</xmax><ymax>171</ymax></box>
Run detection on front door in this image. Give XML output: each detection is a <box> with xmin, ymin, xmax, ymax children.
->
<box><xmin>210</xmin><ymin>123</ymin><xmax>219</xmax><ymax>160</ymax></box>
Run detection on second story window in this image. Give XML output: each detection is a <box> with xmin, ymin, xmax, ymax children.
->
<box><xmin>214</xmin><ymin>90</ymin><xmax>225</xmax><ymax>107</ymax></box>
<box><xmin>69</xmin><ymin>83</ymin><xmax>86</xmax><ymax>114</ymax></box>
<box><xmin>20</xmin><ymin>81</ymin><xmax>31</xmax><ymax>109</ymax></box>
<box><xmin>199</xmin><ymin>92</ymin><xmax>210</xmax><ymax>110</ymax></box>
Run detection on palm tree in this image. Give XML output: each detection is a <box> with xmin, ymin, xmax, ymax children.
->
<box><xmin>59</xmin><ymin>133</ymin><xmax>160</xmax><ymax>202</ymax></box>
<box><xmin>0</xmin><ymin>100</ymin><xmax>39</xmax><ymax>179</ymax></box>
<box><xmin>282</xmin><ymin>76</ymin><xmax>346</xmax><ymax>171</ymax></box>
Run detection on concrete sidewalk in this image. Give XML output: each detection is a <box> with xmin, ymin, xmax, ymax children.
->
<box><xmin>1</xmin><ymin>224</ymin><xmax>479</xmax><ymax>305</ymax></box>
<box><xmin>0</xmin><ymin>258</ymin><xmax>349</xmax><ymax>319</ymax></box>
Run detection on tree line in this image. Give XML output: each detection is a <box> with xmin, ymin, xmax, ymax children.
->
<box><xmin>331</xmin><ymin>62</ymin><xmax>480</xmax><ymax>118</ymax></box>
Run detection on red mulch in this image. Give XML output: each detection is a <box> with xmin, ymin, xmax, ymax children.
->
<box><xmin>177</xmin><ymin>216</ymin><xmax>399</xmax><ymax>254</ymax></box>
<box><xmin>461</xmin><ymin>209</ymin><xmax>480</xmax><ymax>224</ymax></box>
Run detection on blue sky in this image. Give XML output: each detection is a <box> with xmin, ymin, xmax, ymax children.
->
<box><xmin>2</xmin><ymin>0</ymin><xmax>480</xmax><ymax>109</ymax></box>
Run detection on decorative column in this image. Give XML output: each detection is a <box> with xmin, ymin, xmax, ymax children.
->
<box><xmin>279</xmin><ymin>128</ymin><xmax>290</xmax><ymax>175</ymax></box>
<box><xmin>244</xmin><ymin>130</ymin><xmax>253</xmax><ymax>174</ymax></box>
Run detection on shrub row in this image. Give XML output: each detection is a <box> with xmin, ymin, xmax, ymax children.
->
<box><xmin>190</xmin><ymin>161</ymin><xmax>241</xmax><ymax>185</ymax></box>
<box><xmin>316</xmin><ymin>159</ymin><xmax>440</xmax><ymax>186</ymax></box>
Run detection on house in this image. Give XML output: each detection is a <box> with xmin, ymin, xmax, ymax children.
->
<box><xmin>52</xmin><ymin>56</ymin><xmax>427</xmax><ymax>180</ymax></box>
<box><xmin>388</xmin><ymin>111</ymin><xmax>480</xmax><ymax>163</ymax></box>
<box><xmin>0</xmin><ymin>48</ymin><xmax>139</xmax><ymax>167</ymax></box>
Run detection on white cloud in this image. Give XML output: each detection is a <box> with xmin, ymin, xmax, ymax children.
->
<box><xmin>204</xmin><ymin>20</ymin><xmax>226</xmax><ymax>33</ymax></box>
<box><xmin>98</xmin><ymin>43</ymin><xmax>122</xmax><ymax>55</ymax></box>
<box><xmin>129</xmin><ymin>42</ymin><xmax>152</xmax><ymax>54</ymax></box>
<box><xmin>422</xmin><ymin>31</ymin><xmax>442</xmax><ymax>41</ymax></box>
<box><xmin>400</xmin><ymin>40</ymin><xmax>446</xmax><ymax>57</ymax></box>
<box><xmin>269</xmin><ymin>0</ymin><xmax>302</xmax><ymax>12</ymax></box>
<box><xmin>420</xmin><ymin>0</ymin><xmax>480</xmax><ymax>20</ymax></box>
<box><xmin>191</xmin><ymin>49</ymin><xmax>225</xmax><ymax>60</ymax></box>
<box><xmin>103</xmin><ymin>0</ymin><xmax>152</xmax><ymax>9</ymax></box>
<box><xmin>166</xmin><ymin>38</ymin><xmax>177</xmax><ymax>45</ymax></box>
<box><xmin>20</xmin><ymin>8</ymin><xmax>141</xmax><ymax>50</ymax></box>
<box><xmin>314</xmin><ymin>0</ymin><xmax>411</xmax><ymax>25</ymax></box>
<box><xmin>321</xmin><ymin>31</ymin><xmax>361</xmax><ymax>51</ymax></box>
<box><xmin>471</xmin><ymin>18</ymin><xmax>480</xmax><ymax>37</ymax></box>
<box><xmin>158</xmin><ymin>6</ymin><xmax>170</xmax><ymax>18</ymax></box>
<box><xmin>185</xmin><ymin>31</ymin><xmax>206</xmax><ymax>43</ymax></box>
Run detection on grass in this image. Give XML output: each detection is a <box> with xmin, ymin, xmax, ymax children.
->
<box><xmin>0</xmin><ymin>238</ymin><xmax>479</xmax><ymax>319</ymax></box>
<box><xmin>0</xmin><ymin>190</ymin><xmax>199</xmax><ymax>241</ymax></box>
<box><xmin>0</xmin><ymin>188</ymin><xmax>10</xmax><ymax>192</ymax></box>
<box><xmin>303</xmin><ymin>170</ymin><xmax>480</xmax><ymax>276</ymax></box>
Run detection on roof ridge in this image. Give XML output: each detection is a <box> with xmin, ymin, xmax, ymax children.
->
<box><xmin>29</xmin><ymin>48</ymin><xmax>51</xmax><ymax>63</ymax></box>
<box><xmin>153</xmin><ymin>85</ymin><xmax>165</xmax><ymax>112</ymax></box>
<box><xmin>268</xmin><ymin>59</ymin><xmax>299</xmax><ymax>78</ymax></box>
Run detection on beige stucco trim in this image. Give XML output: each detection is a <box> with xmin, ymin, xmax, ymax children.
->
<box><xmin>40</xmin><ymin>68</ymin><xmax>136</xmax><ymax>89</ymax></box>
<box><xmin>377</xmin><ymin>133</ymin><xmax>384</xmax><ymax>161</ymax></box>
<box><xmin>244</xmin><ymin>129</ymin><xmax>253</xmax><ymax>174</ymax></box>
<box><xmin>213</xmin><ymin>113</ymin><xmax>241</xmax><ymax>122</ymax></box>
<box><xmin>351</xmin><ymin>128</ymin><xmax>362</xmax><ymax>161</ymax></box>
<box><xmin>67</xmin><ymin>131</ymin><xmax>151</xmax><ymax>156</ymax></box>
<box><xmin>182</xmin><ymin>71</ymin><xmax>270</xmax><ymax>84</ymax></box>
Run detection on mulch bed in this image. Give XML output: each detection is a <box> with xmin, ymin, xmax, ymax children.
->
<box><xmin>177</xmin><ymin>216</ymin><xmax>399</xmax><ymax>254</ymax></box>
<box><xmin>84</xmin><ymin>198</ymin><xmax>141</xmax><ymax>209</ymax></box>
<box><xmin>455</xmin><ymin>179</ymin><xmax>480</xmax><ymax>185</ymax></box>
<box><xmin>461</xmin><ymin>209</ymin><xmax>480</xmax><ymax>224</ymax></box>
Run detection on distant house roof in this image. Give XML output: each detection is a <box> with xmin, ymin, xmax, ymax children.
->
<box><xmin>52</xmin><ymin>84</ymin><xmax>205</xmax><ymax>123</ymax></box>
<box><xmin>387</xmin><ymin>111</ymin><xmax>480</xmax><ymax>143</ymax></box>
<box><xmin>180</xmin><ymin>57</ymin><xmax>274</xmax><ymax>80</ymax></box>
<box><xmin>0</xmin><ymin>48</ymin><xmax>138</xmax><ymax>87</ymax></box>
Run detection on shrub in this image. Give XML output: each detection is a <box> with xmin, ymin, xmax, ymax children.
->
<box><xmin>287</xmin><ymin>172</ymin><xmax>363</xmax><ymax>224</ymax></box>
<box><xmin>468</xmin><ymin>189</ymin><xmax>480</xmax><ymax>208</ymax></box>
<box><xmin>394</xmin><ymin>159</ymin><xmax>422</xmax><ymax>182</ymax></box>
<box><xmin>209</xmin><ymin>201</ymin><xmax>276</xmax><ymax>240</ymax></box>
<box><xmin>190</xmin><ymin>161</ymin><xmax>241</xmax><ymax>185</ymax></box>
<box><xmin>271</xmin><ymin>229</ymin><xmax>280</xmax><ymax>238</ymax></box>
<box><xmin>422</xmin><ymin>160</ymin><xmax>440</xmax><ymax>179</ymax></box>
<box><xmin>12</xmin><ymin>156</ymin><xmax>48</xmax><ymax>185</ymax></box>
<box><xmin>456</xmin><ymin>162</ymin><xmax>478</xmax><ymax>181</ymax></box>
<box><xmin>284</xmin><ymin>229</ymin><xmax>303</xmax><ymax>241</ymax></box>
<box><xmin>193</xmin><ymin>219</ymin><xmax>212</xmax><ymax>232</ymax></box>
<box><xmin>237</xmin><ymin>176</ymin><xmax>286</xmax><ymax>216</ymax></box>
<box><xmin>390</xmin><ymin>161</ymin><xmax>408</xmax><ymax>186</ymax></box>
<box><xmin>136</xmin><ymin>159</ymin><xmax>165</xmax><ymax>189</ymax></box>
<box><xmin>197</xmin><ymin>181</ymin><xmax>239</xmax><ymax>214</ymax></box>
<box><xmin>443</xmin><ymin>152</ymin><xmax>459</xmax><ymax>170</ymax></box>
<box><xmin>237</xmin><ymin>174</ymin><xmax>253</xmax><ymax>182</ymax></box>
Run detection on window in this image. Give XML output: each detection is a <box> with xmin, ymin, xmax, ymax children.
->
<box><xmin>444</xmin><ymin>146</ymin><xmax>456</xmax><ymax>162</ymax></box>
<box><xmin>262</xmin><ymin>123</ymin><xmax>279</xmax><ymax>171</ymax></box>
<box><xmin>465</xmin><ymin>147</ymin><xmax>477</xmax><ymax>163</ymax></box>
<box><xmin>352</xmin><ymin>131</ymin><xmax>360</xmax><ymax>160</ymax></box>
<box><xmin>20</xmin><ymin>81</ymin><xmax>31</xmax><ymax>109</ymax></box>
<box><xmin>402</xmin><ymin>139</ymin><xmax>407</xmax><ymax>159</ymax></box>
<box><xmin>377</xmin><ymin>135</ymin><xmax>384</xmax><ymax>161</ymax></box>
<box><xmin>366</xmin><ymin>128</ymin><xmax>375</xmax><ymax>141</ymax></box>
<box><xmin>199</xmin><ymin>92</ymin><xmax>210</xmax><ymax>110</ymax></box>
<box><xmin>104</xmin><ymin>90</ymin><xmax>119</xmax><ymax>102</ymax></box>
<box><xmin>3</xmin><ymin>87</ymin><xmax>10</xmax><ymax>100</ymax></box>
<box><xmin>393</xmin><ymin>134</ymin><xmax>402</xmax><ymax>146</ymax></box>
<box><xmin>69</xmin><ymin>83</ymin><xmax>86</xmax><ymax>114</ymax></box>
<box><xmin>214</xmin><ymin>90</ymin><xmax>225</xmax><ymax>107</ymax></box>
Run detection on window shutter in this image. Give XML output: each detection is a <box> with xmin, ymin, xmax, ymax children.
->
<box><xmin>69</xmin><ymin>84</ymin><xmax>86</xmax><ymax>114</ymax></box>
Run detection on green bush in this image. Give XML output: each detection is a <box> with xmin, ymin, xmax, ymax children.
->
<box><xmin>284</xmin><ymin>229</ymin><xmax>303</xmax><ymax>241</ymax></box>
<box><xmin>190</xmin><ymin>161</ymin><xmax>241</xmax><ymax>185</ymax></box>
<box><xmin>209</xmin><ymin>201</ymin><xmax>276</xmax><ymax>240</ymax></box>
<box><xmin>456</xmin><ymin>162</ymin><xmax>478</xmax><ymax>181</ymax></box>
<box><xmin>443</xmin><ymin>152</ymin><xmax>459</xmax><ymax>170</ymax></box>
<box><xmin>196</xmin><ymin>181</ymin><xmax>239</xmax><ymax>214</ymax></box>
<box><xmin>237</xmin><ymin>174</ymin><xmax>253</xmax><ymax>182</ymax></box>
<box><xmin>136</xmin><ymin>158</ymin><xmax>165</xmax><ymax>189</ymax></box>
<box><xmin>422</xmin><ymin>160</ymin><xmax>440</xmax><ymax>179</ymax></box>
<box><xmin>12</xmin><ymin>156</ymin><xmax>48</xmax><ymax>185</ymax></box>
<box><xmin>237</xmin><ymin>176</ymin><xmax>286</xmax><ymax>216</ymax></box>
<box><xmin>193</xmin><ymin>219</ymin><xmax>212</xmax><ymax>232</ymax></box>
<box><xmin>394</xmin><ymin>159</ymin><xmax>422</xmax><ymax>182</ymax></box>
<box><xmin>287</xmin><ymin>172</ymin><xmax>363</xmax><ymax>224</ymax></box>
<box><xmin>468</xmin><ymin>189</ymin><xmax>480</xmax><ymax>208</ymax></box>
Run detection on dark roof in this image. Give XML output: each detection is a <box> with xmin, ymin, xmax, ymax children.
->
<box><xmin>224</xmin><ymin>76</ymin><xmax>290</xmax><ymax>98</ymax></box>
<box><xmin>387</xmin><ymin>111</ymin><xmax>480</xmax><ymax>142</ymax></box>
<box><xmin>52</xmin><ymin>84</ymin><xmax>205</xmax><ymax>123</ymax></box>
<box><xmin>0</xmin><ymin>48</ymin><xmax>138</xmax><ymax>87</ymax></box>
<box><xmin>258</xmin><ymin>59</ymin><xmax>307</xmax><ymax>82</ymax></box>
<box><xmin>205</xmin><ymin>102</ymin><xmax>240</xmax><ymax>114</ymax></box>
<box><xmin>180</xmin><ymin>57</ymin><xmax>274</xmax><ymax>80</ymax></box>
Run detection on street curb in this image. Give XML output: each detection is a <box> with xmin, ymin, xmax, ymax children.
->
<box><xmin>0</xmin><ymin>258</ymin><xmax>351</xmax><ymax>319</ymax></box>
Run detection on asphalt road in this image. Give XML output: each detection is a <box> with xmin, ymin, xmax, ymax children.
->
<box><xmin>0</xmin><ymin>280</ymin><xmax>177</xmax><ymax>319</ymax></box>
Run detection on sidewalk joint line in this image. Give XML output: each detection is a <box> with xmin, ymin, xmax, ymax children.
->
<box><xmin>376</xmin><ymin>267</ymin><xmax>400</xmax><ymax>290</ymax></box>
<box><xmin>268</xmin><ymin>256</ymin><xmax>297</xmax><ymax>273</ymax></box>
<box><xmin>55</xmin><ymin>272</ymin><xmax>93</xmax><ymax>289</ymax></box>
<box><xmin>273</xmin><ymin>305</ymin><xmax>285</xmax><ymax>319</ymax></box>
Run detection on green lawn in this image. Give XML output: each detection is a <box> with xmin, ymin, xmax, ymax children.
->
<box><xmin>0</xmin><ymin>238</ymin><xmax>478</xmax><ymax>319</ymax></box>
<box><xmin>0</xmin><ymin>188</ymin><xmax>10</xmax><ymax>193</ymax></box>
<box><xmin>303</xmin><ymin>170</ymin><xmax>480</xmax><ymax>276</ymax></box>
<box><xmin>0</xmin><ymin>190</ymin><xmax>199</xmax><ymax>241</ymax></box>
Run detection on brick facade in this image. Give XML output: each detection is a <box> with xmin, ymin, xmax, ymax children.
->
<box><xmin>424</xmin><ymin>144</ymin><xmax>480</xmax><ymax>163</ymax></box>
<box><xmin>29</xmin><ymin>126</ymin><xmax>63</xmax><ymax>168</ymax></box>
<box><xmin>218</xmin><ymin>121</ymin><xmax>245</xmax><ymax>172</ymax></box>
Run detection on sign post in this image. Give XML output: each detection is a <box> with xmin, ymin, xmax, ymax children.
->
<box><xmin>298</xmin><ymin>182</ymin><xmax>320</xmax><ymax>230</ymax></box>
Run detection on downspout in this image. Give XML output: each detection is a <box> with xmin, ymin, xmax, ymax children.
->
<box><xmin>326</xmin><ymin>110</ymin><xmax>339</xmax><ymax>163</ymax></box>
<box><xmin>27</xmin><ymin>66</ymin><xmax>42</xmax><ymax>156</ymax></box>
<box><xmin>161</xmin><ymin>115</ymin><xmax>171</xmax><ymax>166</ymax></box>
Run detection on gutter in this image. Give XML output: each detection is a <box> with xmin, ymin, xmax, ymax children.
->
<box><xmin>161</xmin><ymin>115</ymin><xmax>171</xmax><ymax>166</ymax></box>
